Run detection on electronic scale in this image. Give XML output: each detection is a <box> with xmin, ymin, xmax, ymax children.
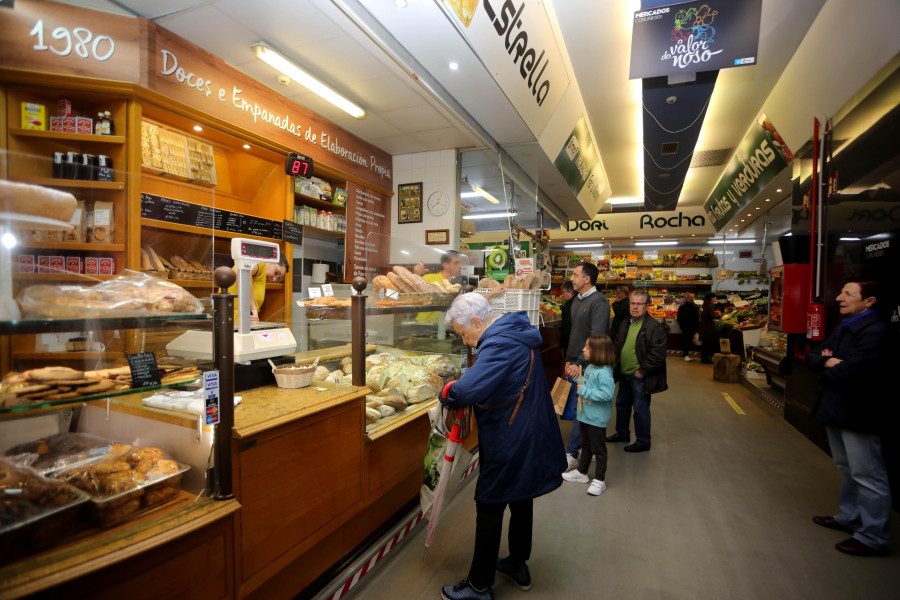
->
<box><xmin>167</xmin><ymin>238</ymin><xmax>297</xmax><ymax>361</ymax></box>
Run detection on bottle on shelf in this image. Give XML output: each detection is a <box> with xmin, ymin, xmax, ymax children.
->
<box><xmin>95</xmin><ymin>113</ymin><xmax>104</xmax><ymax>135</ymax></box>
<box><xmin>104</xmin><ymin>111</ymin><xmax>115</xmax><ymax>135</ymax></box>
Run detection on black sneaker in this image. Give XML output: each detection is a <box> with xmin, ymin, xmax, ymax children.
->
<box><xmin>496</xmin><ymin>556</ymin><xmax>532</xmax><ymax>591</ymax></box>
<box><xmin>441</xmin><ymin>579</ymin><xmax>494</xmax><ymax>600</ymax></box>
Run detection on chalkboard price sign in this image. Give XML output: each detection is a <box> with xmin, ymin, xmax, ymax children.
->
<box><xmin>141</xmin><ymin>193</ymin><xmax>283</xmax><ymax>240</ymax></box>
<box><xmin>282</xmin><ymin>220</ymin><xmax>304</xmax><ymax>245</ymax></box>
<box><xmin>127</xmin><ymin>352</ymin><xmax>162</xmax><ymax>388</ymax></box>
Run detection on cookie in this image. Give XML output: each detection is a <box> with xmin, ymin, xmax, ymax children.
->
<box><xmin>10</xmin><ymin>384</ymin><xmax>51</xmax><ymax>396</ymax></box>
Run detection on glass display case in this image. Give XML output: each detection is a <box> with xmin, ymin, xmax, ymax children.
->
<box><xmin>0</xmin><ymin>150</ymin><xmax>234</xmax><ymax>569</ymax></box>
<box><xmin>752</xmin><ymin>328</ymin><xmax>789</xmax><ymax>391</ymax></box>
<box><xmin>295</xmin><ymin>234</ymin><xmax>470</xmax><ymax>435</ymax></box>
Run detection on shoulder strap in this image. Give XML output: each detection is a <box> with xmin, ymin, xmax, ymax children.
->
<box><xmin>478</xmin><ymin>349</ymin><xmax>535</xmax><ymax>425</ymax></box>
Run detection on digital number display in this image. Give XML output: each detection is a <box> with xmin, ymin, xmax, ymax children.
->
<box><xmin>285</xmin><ymin>152</ymin><xmax>314</xmax><ymax>178</ymax></box>
<box><xmin>241</xmin><ymin>242</ymin><xmax>277</xmax><ymax>260</ymax></box>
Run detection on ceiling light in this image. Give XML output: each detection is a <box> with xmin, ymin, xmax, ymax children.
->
<box><xmin>242</xmin><ymin>144</ymin><xmax>251</xmax><ymax>149</ymax></box>
<box><xmin>564</xmin><ymin>242</ymin><xmax>605</xmax><ymax>248</ymax></box>
<box><xmin>462</xmin><ymin>212</ymin><xmax>516</xmax><ymax>220</ymax></box>
<box><xmin>466</xmin><ymin>183</ymin><xmax>500</xmax><ymax>204</ymax></box>
<box><xmin>395</xmin><ymin>0</ymin><xmax>408</xmax><ymax>6</ymax></box>
<box><xmin>839</xmin><ymin>237</ymin><xmax>860</xmax><ymax>241</ymax></box>
<box><xmin>755</xmin><ymin>207</ymin><xmax>760</xmax><ymax>210</ymax></box>
<box><xmin>449</xmin><ymin>62</ymin><xmax>459</xmax><ymax>71</ymax></box>
<box><xmin>776</xmin><ymin>188</ymin><xmax>782</xmax><ymax>193</ymax></box>
<box><xmin>747</xmin><ymin>213</ymin><xmax>752</xmax><ymax>216</ymax></box>
<box><xmin>252</xmin><ymin>44</ymin><xmax>366</xmax><ymax>119</ymax></box>
<box><xmin>706</xmin><ymin>239</ymin><xmax>757</xmax><ymax>244</ymax></box>
<box><xmin>460</xmin><ymin>192</ymin><xmax>484</xmax><ymax>198</ymax></box>
<box><xmin>400</xmin><ymin>250</ymin><xmax>410</xmax><ymax>255</ymax></box>
<box><xmin>635</xmin><ymin>241</ymin><xmax>678</xmax><ymax>246</ymax></box>
<box><xmin>765</xmin><ymin>198</ymin><xmax>770</xmax><ymax>202</ymax></box>
<box><xmin>607</xmin><ymin>197</ymin><xmax>644</xmax><ymax>205</ymax></box>
<box><xmin>193</xmin><ymin>125</ymin><xmax>203</xmax><ymax>132</ymax></box>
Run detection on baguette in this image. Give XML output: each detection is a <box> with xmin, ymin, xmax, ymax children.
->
<box><xmin>386</xmin><ymin>272</ymin><xmax>415</xmax><ymax>293</ymax></box>
<box><xmin>141</xmin><ymin>248</ymin><xmax>154</xmax><ymax>271</ymax></box>
<box><xmin>503</xmin><ymin>274</ymin><xmax>518</xmax><ymax>289</ymax></box>
<box><xmin>393</xmin><ymin>266</ymin><xmax>434</xmax><ymax>294</ymax></box>
<box><xmin>146</xmin><ymin>246</ymin><xmax>167</xmax><ymax>271</ymax></box>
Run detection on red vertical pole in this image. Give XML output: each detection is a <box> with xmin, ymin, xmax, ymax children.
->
<box><xmin>809</xmin><ymin>118</ymin><xmax>819</xmax><ymax>303</ymax></box>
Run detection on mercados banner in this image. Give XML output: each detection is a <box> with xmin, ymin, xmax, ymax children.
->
<box><xmin>704</xmin><ymin>115</ymin><xmax>793</xmax><ymax>231</ymax></box>
<box><xmin>629</xmin><ymin>0</ymin><xmax>762</xmax><ymax>80</ymax></box>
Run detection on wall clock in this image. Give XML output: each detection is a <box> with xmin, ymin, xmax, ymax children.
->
<box><xmin>426</xmin><ymin>190</ymin><xmax>451</xmax><ymax>217</ymax></box>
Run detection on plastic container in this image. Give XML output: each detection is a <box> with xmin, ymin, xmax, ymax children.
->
<box><xmin>4</xmin><ymin>432</ymin><xmax>112</xmax><ymax>475</ymax></box>
<box><xmin>273</xmin><ymin>364</ymin><xmax>315</xmax><ymax>389</ymax></box>
<box><xmin>0</xmin><ymin>459</ymin><xmax>89</xmax><ymax>562</ymax></box>
<box><xmin>475</xmin><ymin>288</ymin><xmax>541</xmax><ymax>326</ymax></box>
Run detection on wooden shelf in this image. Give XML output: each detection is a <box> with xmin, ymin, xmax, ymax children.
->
<box><xmin>14</xmin><ymin>176</ymin><xmax>124</xmax><ymax>191</ymax></box>
<box><xmin>294</xmin><ymin>195</ymin><xmax>346</xmax><ymax>213</ymax></box>
<box><xmin>141</xmin><ymin>218</ymin><xmax>282</xmax><ymax>243</ymax></box>
<box><xmin>141</xmin><ymin>166</ymin><xmax>215</xmax><ymax>187</ymax></box>
<box><xmin>302</xmin><ymin>225</ymin><xmax>344</xmax><ymax>242</ymax></box>
<box><xmin>13</xmin><ymin>272</ymin><xmax>118</xmax><ymax>282</ymax></box>
<box><xmin>265</xmin><ymin>283</ymin><xmax>284</xmax><ymax>290</ymax></box>
<box><xmin>165</xmin><ymin>278</ymin><xmax>214</xmax><ymax>289</ymax></box>
<box><xmin>17</xmin><ymin>241</ymin><xmax>125</xmax><ymax>252</ymax></box>
<box><xmin>12</xmin><ymin>351</ymin><xmax>109</xmax><ymax>360</ymax></box>
<box><xmin>10</xmin><ymin>128</ymin><xmax>125</xmax><ymax>144</ymax></box>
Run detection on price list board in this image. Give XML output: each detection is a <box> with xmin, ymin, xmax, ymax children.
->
<box><xmin>141</xmin><ymin>193</ymin><xmax>283</xmax><ymax>240</ymax></box>
<box><xmin>344</xmin><ymin>183</ymin><xmax>390</xmax><ymax>281</ymax></box>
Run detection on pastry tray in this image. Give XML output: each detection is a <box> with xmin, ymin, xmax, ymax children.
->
<box><xmin>4</xmin><ymin>433</ymin><xmax>113</xmax><ymax>475</ymax></box>
<box><xmin>52</xmin><ymin>460</ymin><xmax>190</xmax><ymax>526</ymax></box>
<box><xmin>0</xmin><ymin>463</ymin><xmax>90</xmax><ymax>563</ymax></box>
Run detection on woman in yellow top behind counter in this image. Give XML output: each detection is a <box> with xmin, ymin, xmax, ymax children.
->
<box><xmin>228</xmin><ymin>255</ymin><xmax>289</xmax><ymax>322</ymax></box>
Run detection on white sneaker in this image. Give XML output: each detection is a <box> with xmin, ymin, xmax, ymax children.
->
<box><xmin>565</xmin><ymin>454</ymin><xmax>578</xmax><ymax>472</ymax></box>
<box><xmin>563</xmin><ymin>470</ymin><xmax>590</xmax><ymax>483</ymax></box>
<box><xmin>683</xmin><ymin>356</ymin><xmax>693</xmax><ymax>362</ymax></box>
<box><xmin>587</xmin><ymin>479</ymin><xmax>607</xmax><ymax>496</ymax></box>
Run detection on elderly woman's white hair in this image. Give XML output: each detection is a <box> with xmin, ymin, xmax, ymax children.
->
<box><xmin>445</xmin><ymin>292</ymin><xmax>492</xmax><ymax>327</ymax></box>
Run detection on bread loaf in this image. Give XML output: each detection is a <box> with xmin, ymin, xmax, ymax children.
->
<box><xmin>478</xmin><ymin>278</ymin><xmax>500</xmax><ymax>290</ymax></box>
<box><xmin>386</xmin><ymin>272</ymin><xmax>415</xmax><ymax>293</ymax></box>
<box><xmin>0</xmin><ymin>179</ymin><xmax>77</xmax><ymax>222</ymax></box>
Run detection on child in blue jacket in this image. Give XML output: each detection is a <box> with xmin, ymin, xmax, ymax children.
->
<box><xmin>562</xmin><ymin>334</ymin><xmax>616</xmax><ymax>496</ymax></box>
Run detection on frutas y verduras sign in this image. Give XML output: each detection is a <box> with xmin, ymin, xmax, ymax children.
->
<box><xmin>703</xmin><ymin>115</ymin><xmax>792</xmax><ymax>231</ymax></box>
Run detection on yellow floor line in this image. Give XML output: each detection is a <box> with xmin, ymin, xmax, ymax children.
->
<box><xmin>722</xmin><ymin>392</ymin><xmax>746</xmax><ymax>415</ymax></box>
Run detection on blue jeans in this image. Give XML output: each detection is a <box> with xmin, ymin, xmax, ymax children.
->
<box><xmin>826</xmin><ymin>426</ymin><xmax>892</xmax><ymax>548</ymax></box>
<box><xmin>613</xmin><ymin>373</ymin><xmax>651</xmax><ymax>445</ymax></box>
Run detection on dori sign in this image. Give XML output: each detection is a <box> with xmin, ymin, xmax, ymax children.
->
<box><xmin>561</xmin><ymin>207</ymin><xmax>714</xmax><ymax>238</ymax></box>
<box><xmin>629</xmin><ymin>0</ymin><xmax>762</xmax><ymax>79</ymax></box>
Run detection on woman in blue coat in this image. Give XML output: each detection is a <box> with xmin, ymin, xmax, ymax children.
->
<box><xmin>440</xmin><ymin>293</ymin><xmax>566</xmax><ymax>600</ymax></box>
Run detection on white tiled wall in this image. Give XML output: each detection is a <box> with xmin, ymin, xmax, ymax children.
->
<box><xmin>391</xmin><ymin>150</ymin><xmax>458</xmax><ymax>265</ymax></box>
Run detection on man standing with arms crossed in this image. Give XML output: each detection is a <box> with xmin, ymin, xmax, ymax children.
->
<box><xmin>606</xmin><ymin>290</ymin><xmax>668</xmax><ymax>452</ymax></box>
<box><xmin>563</xmin><ymin>262</ymin><xmax>610</xmax><ymax>469</ymax></box>
<box><xmin>807</xmin><ymin>280</ymin><xmax>892</xmax><ymax>556</ymax></box>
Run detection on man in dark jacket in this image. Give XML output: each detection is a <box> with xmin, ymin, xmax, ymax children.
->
<box><xmin>606</xmin><ymin>290</ymin><xmax>668</xmax><ymax>452</ymax></box>
<box><xmin>806</xmin><ymin>280</ymin><xmax>892</xmax><ymax>557</ymax></box>
<box><xmin>440</xmin><ymin>293</ymin><xmax>566</xmax><ymax>599</ymax></box>
<box><xmin>676</xmin><ymin>292</ymin><xmax>700</xmax><ymax>362</ymax></box>
<box><xmin>563</xmin><ymin>262</ymin><xmax>610</xmax><ymax>468</ymax></box>
<box><xmin>609</xmin><ymin>285</ymin><xmax>630</xmax><ymax>338</ymax></box>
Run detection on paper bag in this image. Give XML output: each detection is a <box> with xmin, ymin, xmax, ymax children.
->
<box><xmin>551</xmin><ymin>377</ymin><xmax>572</xmax><ymax>416</ymax></box>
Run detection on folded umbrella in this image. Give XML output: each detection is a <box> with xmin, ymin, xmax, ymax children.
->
<box><xmin>424</xmin><ymin>407</ymin><xmax>465</xmax><ymax>557</ymax></box>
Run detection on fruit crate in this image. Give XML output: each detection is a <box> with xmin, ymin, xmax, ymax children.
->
<box><xmin>475</xmin><ymin>288</ymin><xmax>540</xmax><ymax>326</ymax></box>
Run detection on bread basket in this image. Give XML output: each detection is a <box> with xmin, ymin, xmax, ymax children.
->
<box><xmin>271</xmin><ymin>363</ymin><xmax>315</xmax><ymax>389</ymax></box>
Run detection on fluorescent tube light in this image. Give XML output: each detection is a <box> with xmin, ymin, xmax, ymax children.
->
<box><xmin>460</xmin><ymin>192</ymin><xmax>484</xmax><ymax>198</ymax></box>
<box><xmin>462</xmin><ymin>212</ymin><xmax>516</xmax><ymax>220</ymax></box>
<box><xmin>466</xmin><ymin>183</ymin><xmax>500</xmax><ymax>204</ymax></box>
<box><xmin>839</xmin><ymin>237</ymin><xmax>860</xmax><ymax>241</ymax></box>
<box><xmin>252</xmin><ymin>44</ymin><xmax>366</xmax><ymax>119</ymax></box>
<box><xmin>635</xmin><ymin>241</ymin><xmax>678</xmax><ymax>246</ymax></box>
<box><xmin>706</xmin><ymin>239</ymin><xmax>757</xmax><ymax>244</ymax></box>
<box><xmin>606</xmin><ymin>197</ymin><xmax>644</xmax><ymax>205</ymax></box>
<box><xmin>564</xmin><ymin>242</ymin><xmax>605</xmax><ymax>248</ymax></box>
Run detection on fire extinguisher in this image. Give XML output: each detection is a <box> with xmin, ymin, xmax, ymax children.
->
<box><xmin>807</xmin><ymin>298</ymin><xmax>825</xmax><ymax>340</ymax></box>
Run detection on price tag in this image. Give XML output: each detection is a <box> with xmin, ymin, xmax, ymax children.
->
<box><xmin>386</xmin><ymin>288</ymin><xmax>399</xmax><ymax>300</ymax></box>
<box><xmin>204</xmin><ymin>370</ymin><xmax>220</xmax><ymax>426</ymax></box>
<box><xmin>322</xmin><ymin>284</ymin><xmax>334</xmax><ymax>297</ymax></box>
<box><xmin>309</xmin><ymin>287</ymin><xmax>322</xmax><ymax>298</ymax></box>
<box><xmin>126</xmin><ymin>352</ymin><xmax>161</xmax><ymax>388</ymax></box>
<box><xmin>461</xmin><ymin>265</ymin><xmax>475</xmax><ymax>276</ymax></box>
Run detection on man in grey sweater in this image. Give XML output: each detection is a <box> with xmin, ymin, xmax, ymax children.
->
<box><xmin>562</xmin><ymin>262</ymin><xmax>610</xmax><ymax>468</ymax></box>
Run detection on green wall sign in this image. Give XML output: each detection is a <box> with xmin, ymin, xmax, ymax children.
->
<box><xmin>704</xmin><ymin>116</ymin><xmax>792</xmax><ymax>231</ymax></box>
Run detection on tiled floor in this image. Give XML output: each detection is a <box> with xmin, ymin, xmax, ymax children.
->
<box><xmin>342</xmin><ymin>356</ymin><xmax>900</xmax><ymax>600</ymax></box>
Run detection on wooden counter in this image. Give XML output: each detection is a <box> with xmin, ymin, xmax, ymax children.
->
<box><xmin>0</xmin><ymin>495</ymin><xmax>240</xmax><ymax>600</ymax></box>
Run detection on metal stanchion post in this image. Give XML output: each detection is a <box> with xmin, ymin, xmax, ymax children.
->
<box><xmin>212</xmin><ymin>267</ymin><xmax>235</xmax><ymax>500</ymax></box>
<box><xmin>351</xmin><ymin>277</ymin><xmax>367</xmax><ymax>387</ymax></box>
